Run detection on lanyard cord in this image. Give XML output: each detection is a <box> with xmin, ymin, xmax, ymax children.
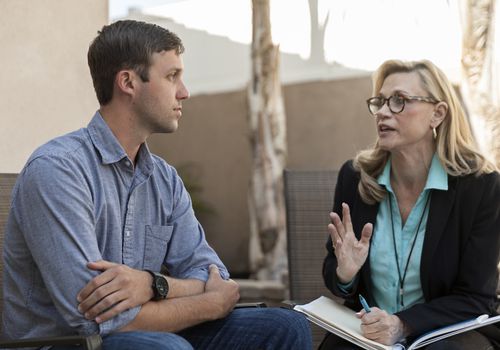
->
<box><xmin>388</xmin><ymin>191</ymin><xmax>431</xmax><ymax>308</ymax></box>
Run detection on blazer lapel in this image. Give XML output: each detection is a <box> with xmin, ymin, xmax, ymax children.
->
<box><xmin>353</xmin><ymin>200</ymin><xmax>379</xmax><ymax>238</ymax></box>
<box><xmin>420</xmin><ymin>176</ymin><xmax>457</xmax><ymax>297</ymax></box>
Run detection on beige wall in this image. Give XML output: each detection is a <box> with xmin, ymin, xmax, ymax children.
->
<box><xmin>148</xmin><ymin>76</ymin><xmax>377</xmax><ymax>274</ymax></box>
<box><xmin>285</xmin><ymin>78</ymin><xmax>377</xmax><ymax>170</ymax></box>
<box><xmin>0</xmin><ymin>0</ymin><xmax>108</xmax><ymax>173</ymax></box>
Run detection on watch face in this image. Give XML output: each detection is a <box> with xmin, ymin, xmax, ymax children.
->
<box><xmin>155</xmin><ymin>276</ymin><xmax>169</xmax><ymax>298</ymax></box>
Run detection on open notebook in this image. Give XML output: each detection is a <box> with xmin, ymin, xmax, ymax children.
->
<box><xmin>294</xmin><ymin>296</ymin><xmax>500</xmax><ymax>350</ymax></box>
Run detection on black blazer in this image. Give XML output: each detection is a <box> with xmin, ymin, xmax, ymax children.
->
<box><xmin>323</xmin><ymin>160</ymin><xmax>500</xmax><ymax>338</ymax></box>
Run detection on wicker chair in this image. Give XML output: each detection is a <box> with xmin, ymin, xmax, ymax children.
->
<box><xmin>0</xmin><ymin>173</ymin><xmax>102</xmax><ymax>349</ymax></box>
<box><xmin>283</xmin><ymin>169</ymin><xmax>339</xmax><ymax>348</ymax></box>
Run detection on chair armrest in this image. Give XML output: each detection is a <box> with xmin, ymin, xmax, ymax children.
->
<box><xmin>234</xmin><ymin>302</ymin><xmax>267</xmax><ymax>308</ymax></box>
<box><xmin>280</xmin><ymin>299</ymin><xmax>298</xmax><ymax>309</ymax></box>
<box><xmin>0</xmin><ymin>334</ymin><xmax>102</xmax><ymax>350</ymax></box>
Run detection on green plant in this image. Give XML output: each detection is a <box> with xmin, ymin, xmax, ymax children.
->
<box><xmin>176</xmin><ymin>163</ymin><xmax>216</xmax><ymax>219</ymax></box>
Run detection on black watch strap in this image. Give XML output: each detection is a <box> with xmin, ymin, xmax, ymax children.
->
<box><xmin>145</xmin><ymin>269</ymin><xmax>169</xmax><ymax>300</ymax></box>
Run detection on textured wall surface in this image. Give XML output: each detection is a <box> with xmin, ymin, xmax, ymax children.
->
<box><xmin>0</xmin><ymin>0</ymin><xmax>108</xmax><ymax>172</ymax></box>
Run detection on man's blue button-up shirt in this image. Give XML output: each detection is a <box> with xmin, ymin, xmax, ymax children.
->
<box><xmin>2</xmin><ymin>112</ymin><xmax>228</xmax><ymax>341</ymax></box>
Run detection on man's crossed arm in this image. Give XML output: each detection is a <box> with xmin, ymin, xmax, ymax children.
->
<box><xmin>77</xmin><ymin>261</ymin><xmax>240</xmax><ymax>332</ymax></box>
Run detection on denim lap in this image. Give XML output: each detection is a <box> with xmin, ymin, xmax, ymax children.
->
<box><xmin>51</xmin><ymin>331</ymin><xmax>193</xmax><ymax>350</ymax></box>
<box><xmin>179</xmin><ymin>307</ymin><xmax>312</xmax><ymax>350</ymax></box>
<box><xmin>51</xmin><ymin>307</ymin><xmax>312</xmax><ymax>350</ymax></box>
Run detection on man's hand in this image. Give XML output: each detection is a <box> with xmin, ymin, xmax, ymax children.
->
<box><xmin>357</xmin><ymin>307</ymin><xmax>406</xmax><ymax>345</ymax></box>
<box><xmin>77</xmin><ymin>260</ymin><xmax>153</xmax><ymax>323</ymax></box>
<box><xmin>204</xmin><ymin>264</ymin><xmax>240</xmax><ymax>319</ymax></box>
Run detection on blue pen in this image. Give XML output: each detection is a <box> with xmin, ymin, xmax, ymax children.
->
<box><xmin>359</xmin><ymin>294</ymin><xmax>371</xmax><ymax>313</ymax></box>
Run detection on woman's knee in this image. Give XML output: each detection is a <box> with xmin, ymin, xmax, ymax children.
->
<box><xmin>423</xmin><ymin>330</ymin><xmax>493</xmax><ymax>350</ymax></box>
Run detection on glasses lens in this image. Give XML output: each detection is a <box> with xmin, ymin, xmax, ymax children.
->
<box><xmin>388</xmin><ymin>95</ymin><xmax>405</xmax><ymax>113</ymax></box>
<box><xmin>367</xmin><ymin>97</ymin><xmax>384</xmax><ymax>115</ymax></box>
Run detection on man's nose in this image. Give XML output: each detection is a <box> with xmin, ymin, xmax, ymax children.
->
<box><xmin>177</xmin><ymin>81</ymin><xmax>189</xmax><ymax>100</ymax></box>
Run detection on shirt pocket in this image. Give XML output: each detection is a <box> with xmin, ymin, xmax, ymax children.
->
<box><xmin>143</xmin><ymin>225</ymin><xmax>173</xmax><ymax>271</ymax></box>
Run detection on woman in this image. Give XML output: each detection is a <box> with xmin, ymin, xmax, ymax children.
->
<box><xmin>321</xmin><ymin>59</ymin><xmax>500</xmax><ymax>349</ymax></box>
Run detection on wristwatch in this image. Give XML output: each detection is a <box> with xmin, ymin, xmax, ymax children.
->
<box><xmin>145</xmin><ymin>270</ymin><xmax>169</xmax><ymax>300</ymax></box>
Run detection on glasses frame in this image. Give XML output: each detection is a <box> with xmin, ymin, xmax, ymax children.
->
<box><xmin>366</xmin><ymin>95</ymin><xmax>439</xmax><ymax>115</ymax></box>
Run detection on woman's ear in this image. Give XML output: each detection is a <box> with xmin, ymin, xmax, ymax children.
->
<box><xmin>431</xmin><ymin>101</ymin><xmax>448</xmax><ymax>128</ymax></box>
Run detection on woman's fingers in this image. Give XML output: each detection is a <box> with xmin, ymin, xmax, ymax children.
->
<box><xmin>329</xmin><ymin>211</ymin><xmax>346</xmax><ymax>238</ymax></box>
<box><xmin>342</xmin><ymin>203</ymin><xmax>354</xmax><ymax>233</ymax></box>
<box><xmin>329</xmin><ymin>205</ymin><xmax>373</xmax><ymax>252</ymax></box>
<box><xmin>327</xmin><ymin>222</ymin><xmax>341</xmax><ymax>250</ymax></box>
<box><xmin>330</xmin><ymin>203</ymin><xmax>354</xmax><ymax>238</ymax></box>
<box><xmin>359</xmin><ymin>223</ymin><xmax>373</xmax><ymax>246</ymax></box>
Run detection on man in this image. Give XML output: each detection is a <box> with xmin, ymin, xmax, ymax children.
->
<box><xmin>2</xmin><ymin>20</ymin><xmax>312</xmax><ymax>349</ymax></box>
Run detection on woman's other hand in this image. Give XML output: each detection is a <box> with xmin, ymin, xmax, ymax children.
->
<box><xmin>357</xmin><ymin>308</ymin><xmax>407</xmax><ymax>345</ymax></box>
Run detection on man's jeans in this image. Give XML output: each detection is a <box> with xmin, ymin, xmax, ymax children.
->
<box><xmin>52</xmin><ymin>307</ymin><xmax>313</xmax><ymax>350</ymax></box>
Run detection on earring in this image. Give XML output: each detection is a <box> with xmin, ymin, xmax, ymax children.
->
<box><xmin>432</xmin><ymin>127</ymin><xmax>437</xmax><ymax>140</ymax></box>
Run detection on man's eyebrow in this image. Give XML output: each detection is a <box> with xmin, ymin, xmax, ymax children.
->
<box><xmin>167</xmin><ymin>67</ymin><xmax>183</xmax><ymax>74</ymax></box>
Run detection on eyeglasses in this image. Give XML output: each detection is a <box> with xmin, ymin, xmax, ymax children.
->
<box><xmin>366</xmin><ymin>95</ymin><xmax>439</xmax><ymax>115</ymax></box>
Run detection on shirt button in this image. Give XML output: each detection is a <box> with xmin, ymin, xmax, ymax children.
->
<box><xmin>124</xmin><ymin>160</ymin><xmax>131</xmax><ymax>167</ymax></box>
<box><xmin>125</xmin><ymin>230</ymin><xmax>131</xmax><ymax>237</ymax></box>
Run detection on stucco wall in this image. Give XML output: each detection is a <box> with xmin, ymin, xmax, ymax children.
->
<box><xmin>0</xmin><ymin>0</ymin><xmax>108</xmax><ymax>173</ymax></box>
<box><xmin>148</xmin><ymin>76</ymin><xmax>377</xmax><ymax>274</ymax></box>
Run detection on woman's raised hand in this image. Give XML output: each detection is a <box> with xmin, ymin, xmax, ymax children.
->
<box><xmin>328</xmin><ymin>203</ymin><xmax>373</xmax><ymax>283</ymax></box>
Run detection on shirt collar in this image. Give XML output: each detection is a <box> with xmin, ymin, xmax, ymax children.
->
<box><xmin>87</xmin><ymin>111</ymin><xmax>154</xmax><ymax>173</ymax></box>
<box><xmin>377</xmin><ymin>153</ymin><xmax>448</xmax><ymax>193</ymax></box>
<box><xmin>378</xmin><ymin>158</ymin><xmax>393</xmax><ymax>192</ymax></box>
<box><xmin>424</xmin><ymin>153</ymin><xmax>448</xmax><ymax>191</ymax></box>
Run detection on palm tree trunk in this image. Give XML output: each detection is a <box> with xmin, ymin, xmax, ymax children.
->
<box><xmin>461</xmin><ymin>0</ymin><xmax>500</xmax><ymax>167</ymax></box>
<box><xmin>247</xmin><ymin>0</ymin><xmax>288</xmax><ymax>281</ymax></box>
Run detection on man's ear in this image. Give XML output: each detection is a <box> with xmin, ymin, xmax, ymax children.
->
<box><xmin>115</xmin><ymin>70</ymin><xmax>136</xmax><ymax>98</ymax></box>
<box><xmin>431</xmin><ymin>101</ymin><xmax>448</xmax><ymax>128</ymax></box>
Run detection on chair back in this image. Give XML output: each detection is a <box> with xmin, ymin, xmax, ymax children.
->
<box><xmin>0</xmin><ymin>174</ymin><xmax>18</xmax><ymax>324</ymax></box>
<box><xmin>284</xmin><ymin>169</ymin><xmax>338</xmax><ymax>301</ymax></box>
<box><xmin>283</xmin><ymin>169</ymin><xmax>338</xmax><ymax>347</ymax></box>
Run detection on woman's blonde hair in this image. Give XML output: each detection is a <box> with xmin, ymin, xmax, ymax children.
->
<box><xmin>355</xmin><ymin>59</ymin><xmax>497</xmax><ymax>204</ymax></box>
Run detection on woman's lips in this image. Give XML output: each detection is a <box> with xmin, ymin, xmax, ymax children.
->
<box><xmin>378</xmin><ymin>124</ymin><xmax>395</xmax><ymax>134</ymax></box>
